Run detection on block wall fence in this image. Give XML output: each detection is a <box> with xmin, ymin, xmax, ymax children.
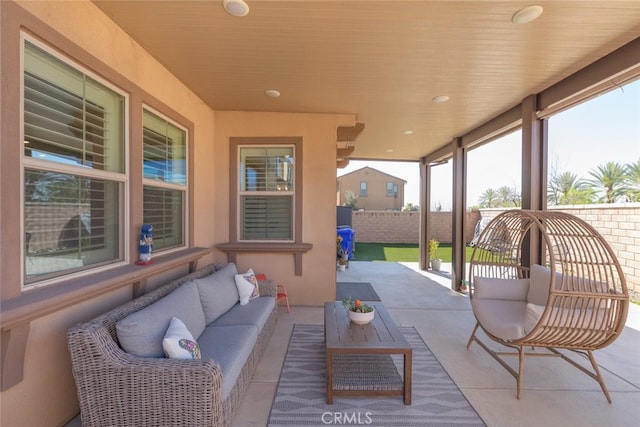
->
<box><xmin>351</xmin><ymin>210</ymin><xmax>480</xmax><ymax>244</ymax></box>
<box><xmin>349</xmin><ymin>205</ymin><xmax>639</xmax><ymax>293</ymax></box>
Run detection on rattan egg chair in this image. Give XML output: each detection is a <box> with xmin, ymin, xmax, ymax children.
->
<box><xmin>466</xmin><ymin>209</ymin><xmax>629</xmax><ymax>402</ymax></box>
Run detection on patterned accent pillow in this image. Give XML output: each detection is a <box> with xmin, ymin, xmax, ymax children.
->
<box><xmin>235</xmin><ymin>268</ymin><xmax>260</xmax><ymax>305</ymax></box>
<box><xmin>162</xmin><ymin>317</ymin><xmax>201</xmax><ymax>360</ymax></box>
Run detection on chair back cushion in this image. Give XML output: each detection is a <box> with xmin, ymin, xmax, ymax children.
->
<box><xmin>528</xmin><ymin>264</ymin><xmax>564</xmax><ymax>305</ymax></box>
<box><xmin>473</xmin><ymin>276</ymin><xmax>529</xmax><ymax>301</ymax></box>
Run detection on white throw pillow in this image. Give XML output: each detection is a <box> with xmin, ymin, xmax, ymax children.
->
<box><xmin>235</xmin><ymin>268</ymin><xmax>260</xmax><ymax>305</ymax></box>
<box><xmin>162</xmin><ymin>317</ymin><xmax>201</xmax><ymax>360</ymax></box>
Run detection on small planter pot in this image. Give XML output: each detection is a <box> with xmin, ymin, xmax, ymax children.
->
<box><xmin>348</xmin><ymin>309</ymin><xmax>375</xmax><ymax>325</ymax></box>
<box><xmin>430</xmin><ymin>259</ymin><xmax>442</xmax><ymax>271</ymax></box>
<box><xmin>338</xmin><ymin>264</ymin><xmax>346</xmax><ymax>271</ymax></box>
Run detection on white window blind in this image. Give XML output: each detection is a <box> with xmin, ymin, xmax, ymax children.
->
<box><xmin>142</xmin><ymin>109</ymin><xmax>187</xmax><ymax>251</ymax></box>
<box><xmin>239</xmin><ymin>146</ymin><xmax>294</xmax><ymax>241</ymax></box>
<box><xmin>23</xmin><ymin>38</ymin><xmax>125</xmax><ymax>284</ymax></box>
<box><xmin>143</xmin><ymin>186</ymin><xmax>184</xmax><ymax>249</ymax></box>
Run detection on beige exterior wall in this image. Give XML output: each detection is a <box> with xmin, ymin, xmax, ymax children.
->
<box><xmin>0</xmin><ymin>2</ymin><xmax>217</xmax><ymax>426</ymax></box>
<box><xmin>213</xmin><ymin>111</ymin><xmax>355</xmax><ymax>306</ymax></box>
<box><xmin>338</xmin><ymin>167</ymin><xmax>405</xmax><ymax>210</ymax></box>
<box><xmin>0</xmin><ymin>1</ymin><xmax>354</xmax><ymax>425</ymax></box>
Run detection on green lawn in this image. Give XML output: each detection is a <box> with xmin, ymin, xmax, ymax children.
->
<box><xmin>354</xmin><ymin>242</ymin><xmax>474</xmax><ymax>262</ymax></box>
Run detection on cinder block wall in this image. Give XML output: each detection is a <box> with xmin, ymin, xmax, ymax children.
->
<box><xmin>349</xmin><ymin>206</ymin><xmax>638</xmax><ymax>293</ymax></box>
<box><xmin>351</xmin><ymin>210</ymin><xmax>480</xmax><ymax>244</ymax></box>
<box><xmin>478</xmin><ymin>205</ymin><xmax>640</xmax><ymax>293</ymax></box>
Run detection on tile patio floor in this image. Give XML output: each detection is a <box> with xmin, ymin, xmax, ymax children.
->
<box><xmin>233</xmin><ymin>261</ymin><xmax>640</xmax><ymax>427</ymax></box>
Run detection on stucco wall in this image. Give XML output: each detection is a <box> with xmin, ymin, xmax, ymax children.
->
<box><xmin>1</xmin><ymin>2</ymin><xmax>356</xmax><ymax>425</ymax></box>
<box><xmin>2</xmin><ymin>1</ymin><xmax>206</xmax><ymax>425</ymax></box>
<box><xmin>351</xmin><ymin>210</ymin><xmax>480</xmax><ymax>244</ymax></box>
<box><xmin>478</xmin><ymin>205</ymin><xmax>640</xmax><ymax>292</ymax></box>
<box><xmin>213</xmin><ymin>111</ymin><xmax>355</xmax><ymax>307</ymax></box>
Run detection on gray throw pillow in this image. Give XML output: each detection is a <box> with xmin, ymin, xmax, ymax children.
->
<box><xmin>195</xmin><ymin>263</ymin><xmax>240</xmax><ymax>324</ymax></box>
<box><xmin>116</xmin><ymin>281</ymin><xmax>206</xmax><ymax>358</ymax></box>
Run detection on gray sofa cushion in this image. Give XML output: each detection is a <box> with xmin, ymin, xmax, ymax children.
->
<box><xmin>198</xmin><ymin>325</ymin><xmax>258</xmax><ymax>399</ymax></box>
<box><xmin>472</xmin><ymin>298</ymin><xmax>528</xmax><ymax>340</ymax></box>
<box><xmin>211</xmin><ymin>297</ymin><xmax>275</xmax><ymax>330</ymax></box>
<box><xmin>116</xmin><ymin>281</ymin><xmax>206</xmax><ymax>357</ymax></box>
<box><xmin>195</xmin><ymin>263</ymin><xmax>240</xmax><ymax>324</ymax></box>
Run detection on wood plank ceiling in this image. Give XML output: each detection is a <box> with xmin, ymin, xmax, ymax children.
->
<box><xmin>93</xmin><ymin>1</ymin><xmax>640</xmax><ymax>165</ymax></box>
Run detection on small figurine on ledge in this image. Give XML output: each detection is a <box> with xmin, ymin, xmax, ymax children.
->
<box><xmin>135</xmin><ymin>224</ymin><xmax>154</xmax><ymax>266</ymax></box>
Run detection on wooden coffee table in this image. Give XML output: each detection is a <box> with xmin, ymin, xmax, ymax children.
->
<box><xmin>324</xmin><ymin>301</ymin><xmax>412</xmax><ymax>404</ymax></box>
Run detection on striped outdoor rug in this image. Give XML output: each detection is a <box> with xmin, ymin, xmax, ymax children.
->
<box><xmin>267</xmin><ymin>324</ymin><xmax>485</xmax><ymax>426</ymax></box>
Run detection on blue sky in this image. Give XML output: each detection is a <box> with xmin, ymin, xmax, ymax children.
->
<box><xmin>339</xmin><ymin>79</ymin><xmax>640</xmax><ymax>210</ymax></box>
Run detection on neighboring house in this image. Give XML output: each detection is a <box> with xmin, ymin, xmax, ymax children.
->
<box><xmin>337</xmin><ymin>167</ymin><xmax>406</xmax><ymax>211</ymax></box>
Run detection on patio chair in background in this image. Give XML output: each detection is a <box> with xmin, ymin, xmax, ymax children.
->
<box><xmin>256</xmin><ymin>273</ymin><xmax>290</xmax><ymax>313</ymax></box>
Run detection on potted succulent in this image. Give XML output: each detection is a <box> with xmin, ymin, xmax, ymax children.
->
<box><xmin>342</xmin><ymin>296</ymin><xmax>374</xmax><ymax>324</ymax></box>
<box><xmin>459</xmin><ymin>280</ymin><xmax>468</xmax><ymax>293</ymax></box>
<box><xmin>338</xmin><ymin>252</ymin><xmax>348</xmax><ymax>271</ymax></box>
<box><xmin>428</xmin><ymin>238</ymin><xmax>442</xmax><ymax>271</ymax></box>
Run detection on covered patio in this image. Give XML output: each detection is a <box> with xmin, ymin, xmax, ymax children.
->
<box><xmin>224</xmin><ymin>261</ymin><xmax>640</xmax><ymax>426</ymax></box>
<box><xmin>2</xmin><ymin>1</ymin><xmax>639</xmax><ymax>426</ymax></box>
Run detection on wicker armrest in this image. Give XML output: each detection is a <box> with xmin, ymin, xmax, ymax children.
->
<box><xmin>68</xmin><ymin>323</ymin><xmax>224</xmax><ymax>427</ymax></box>
<box><xmin>257</xmin><ymin>278</ymin><xmax>277</xmax><ymax>297</ymax></box>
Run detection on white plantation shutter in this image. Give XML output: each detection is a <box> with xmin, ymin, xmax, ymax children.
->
<box><xmin>239</xmin><ymin>146</ymin><xmax>294</xmax><ymax>241</ymax></box>
<box><xmin>142</xmin><ymin>109</ymin><xmax>187</xmax><ymax>251</ymax></box>
<box><xmin>241</xmin><ymin>195</ymin><xmax>293</xmax><ymax>240</ymax></box>
<box><xmin>143</xmin><ymin>186</ymin><xmax>184</xmax><ymax>249</ymax></box>
<box><xmin>23</xmin><ymin>39</ymin><xmax>125</xmax><ymax>284</ymax></box>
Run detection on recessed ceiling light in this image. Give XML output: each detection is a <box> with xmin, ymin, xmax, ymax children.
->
<box><xmin>512</xmin><ymin>5</ymin><xmax>543</xmax><ymax>24</ymax></box>
<box><xmin>265</xmin><ymin>89</ymin><xmax>280</xmax><ymax>98</ymax></box>
<box><xmin>386</xmin><ymin>149</ymin><xmax>394</xmax><ymax>153</ymax></box>
<box><xmin>401</xmin><ymin>130</ymin><xmax>413</xmax><ymax>135</ymax></box>
<box><xmin>223</xmin><ymin>0</ymin><xmax>249</xmax><ymax>17</ymax></box>
<box><xmin>432</xmin><ymin>95</ymin><xmax>450</xmax><ymax>103</ymax></box>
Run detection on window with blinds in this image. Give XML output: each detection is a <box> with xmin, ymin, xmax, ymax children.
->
<box><xmin>22</xmin><ymin>38</ymin><xmax>125</xmax><ymax>285</ymax></box>
<box><xmin>239</xmin><ymin>146</ymin><xmax>294</xmax><ymax>241</ymax></box>
<box><xmin>142</xmin><ymin>109</ymin><xmax>187</xmax><ymax>251</ymax></box>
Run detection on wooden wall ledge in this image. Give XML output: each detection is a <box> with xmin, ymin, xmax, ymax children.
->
<box><xmin>0</xmin><ymin>247</ymin><xmax>211</xmax><ymax>391</ymax></box>
<box><xmin>216</xmin><ymin>242</ymin><xmax>312</xmax><ymax>276</ymax></box>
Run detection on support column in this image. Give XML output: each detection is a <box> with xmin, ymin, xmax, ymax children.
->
<box><xmin>521</xmin><ymin>95</ymin><xmax>546</xmax><ymax>266</ymax></box>
<box><xmin>521</xmin><ymin>95</ymin><xmax>545</xmax><ymax>211</ymax></box>
<box><xmin>419</xmin><ymin>159</ymin><xmax>430</xmax><ymax>270</ymax></box>
<box><xmin>451</xmin><ymin>138</ymin><xmax>466</xmax><ymax>290</ymax></box>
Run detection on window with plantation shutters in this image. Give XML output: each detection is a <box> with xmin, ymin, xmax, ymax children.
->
<box><xmin>239</xmin><ymin>146</ymin><xmax>294</xmax><ymax>241</ymax></box>
<box><xmin>142</xmin><ymin>109</ymin><xmax>187</xmax><ymax>251</ymax></box>
<box><xmin>22</xmin><ymin>37</ymin><xmax>126</xmax><ymax>285</ymax></box>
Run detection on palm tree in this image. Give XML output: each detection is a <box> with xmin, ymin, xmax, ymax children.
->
<box><xmin>625</xmin><ymin>159</ymin><xmax>640</xmax><ymax>202</ymax></box>
<box><xmin>548</xmin><ymin>171</ymin><xmax>593</xmax><ymax>206</ymax></box>
<box><xmin>478</xmin><ymin>188</ymin><xmax>499</xmax><ymax>208</ymax></box>
<box><xmin>497</xmin><ymin>185</ymin><xmax>520</xmax><ymax>207</ymax></box>
<box><xmin>587</xmin><ymin>162</ymin><xmax>628</xmax><ymax>203</ymax></box>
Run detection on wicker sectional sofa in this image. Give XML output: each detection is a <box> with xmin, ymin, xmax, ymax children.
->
<box><xmin>67</xmin><ymin>263</ymin><xmax>278</xmax><ymax>427</ymax></box>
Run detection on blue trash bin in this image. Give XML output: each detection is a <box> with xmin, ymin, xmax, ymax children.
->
<box><xmin>337</xmin><ymin>227</ymin><xmax>355</xmax><ymax>260</ymax></box>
